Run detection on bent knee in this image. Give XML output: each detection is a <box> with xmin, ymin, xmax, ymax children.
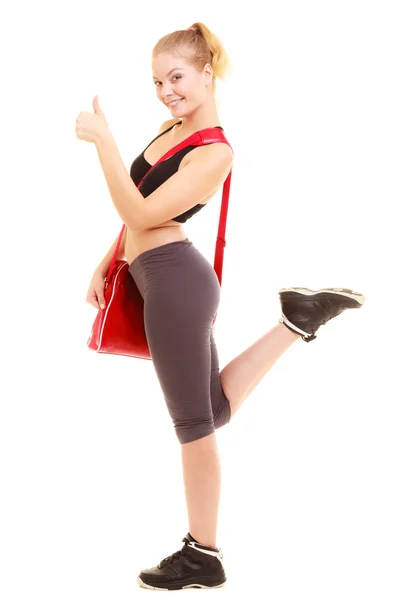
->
<box><xmin>213</xmin><ymin>391</ymin><xmax>231</xmax><ymax>430</ymax></box>
<box><xmin>174</xmin><ymin>416</ymin><xmax>216</xmax><ymax>445</ymax></box>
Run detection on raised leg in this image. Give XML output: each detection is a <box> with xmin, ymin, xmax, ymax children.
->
<box><xmin>219</xmin><ymin>322</ymin><xmax>300</xmax><ymax>418</ymax></box>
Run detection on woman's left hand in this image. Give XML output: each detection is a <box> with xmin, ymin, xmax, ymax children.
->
<box><xmin>75</xmin><ymin>95</ymin><xmax>110</xmax><ymax>144</ymax></box>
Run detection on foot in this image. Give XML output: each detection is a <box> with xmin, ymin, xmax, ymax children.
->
<box><xmin>137</xmin><ymin>532</ymin><xmax>227</xmax><ymax>591</ymax></box>
<box><xmin>278</xmin><ymin>287</ymin><xmax>366</xmax><ymax>342</ymax></box>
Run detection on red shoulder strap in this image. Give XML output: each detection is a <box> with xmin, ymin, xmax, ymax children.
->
<box><xmin>106</xmin><ymin>127</ymin><xmax>233</xmax><ymax>287</ymax></box>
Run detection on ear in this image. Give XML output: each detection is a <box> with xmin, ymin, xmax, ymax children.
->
<box><xmin>203</xmin><ymin>63</ymin><xmax>214</xmax><ymax>85</ymax></box>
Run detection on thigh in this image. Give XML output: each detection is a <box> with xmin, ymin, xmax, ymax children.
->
<box><xmin>145</xmin><ymin>295</ymin><xmax>213</xmax><ymax>431</ymax></box>
<box><xmin>136</xmin><ymin>240</ymin><xmax>222</xmax><ymax>443</ymax></box>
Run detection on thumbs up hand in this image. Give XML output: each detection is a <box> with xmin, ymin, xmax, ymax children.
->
<box><xmin>75</xmin><ymin>95</ymin><xmax>110</xmax><ymax>144</ymax></box>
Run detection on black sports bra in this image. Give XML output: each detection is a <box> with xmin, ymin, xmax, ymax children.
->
<box><xmin>129</xmin><ymin>120</ymin><xmax>224</xmax><ymax>223</ymax></box>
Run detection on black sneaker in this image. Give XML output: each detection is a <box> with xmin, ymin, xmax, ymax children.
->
<box><xmin>137</xmin><ymin>533</ymin><xmax>227</xmax><ymax>591</ymax></box>
<box><xmin>278</xmin><ymin>287</ymin><xmax>366</xmax><ymax>342</ymax></box>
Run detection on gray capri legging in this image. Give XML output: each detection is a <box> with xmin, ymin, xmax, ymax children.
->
<box><xmin>128</xmin><ymin>238</ymin><xmax>231</xmax><ymax>445</ymax></box>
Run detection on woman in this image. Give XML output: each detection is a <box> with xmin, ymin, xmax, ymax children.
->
<box><xmin>80</xmin><ymin>23</ymin><xmax>365</xmax><ymax>591</ymax></box>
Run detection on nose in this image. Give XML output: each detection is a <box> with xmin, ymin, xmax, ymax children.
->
<box><xmin>161</xmin><ymin>85</ymin><xmax>176</xmax><ymax>99</ymax></box>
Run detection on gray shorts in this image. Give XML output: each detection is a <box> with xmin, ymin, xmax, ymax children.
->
<box><xmin>128</xmin><ymin>238</ymin><xmax>231</xmax><ymax>444</ymax></box>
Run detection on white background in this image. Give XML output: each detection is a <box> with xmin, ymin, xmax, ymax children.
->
<box><xmin>1</xmin><ymin>1</ymin><xmax>399</xmax><ymax>598</ymax></box>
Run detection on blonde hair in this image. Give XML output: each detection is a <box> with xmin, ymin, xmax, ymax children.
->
<box><xmin>152</xmin><ymin>22</ymin><xmax>232</xmax><ymax>96</ymax></box>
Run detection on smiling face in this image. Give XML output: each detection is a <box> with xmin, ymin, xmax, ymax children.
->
<box><xmin>152</xmin><ymin>51</ymin><xmax>213</xmax><ymax>115</ymax></box>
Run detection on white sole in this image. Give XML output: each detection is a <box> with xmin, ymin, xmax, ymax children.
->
<box><xmin>278</xmin><ymin>287</ymin><xmax>365</xmax><ymax>306</ymax></box>
<box><xmin>137</xmin><ymin>576</ymin><xmax>226</xmax><ymax>590</ymax></box>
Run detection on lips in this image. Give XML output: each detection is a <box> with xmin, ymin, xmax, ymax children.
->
<box><xmin>167</xmin><ymin>98</ymin><xmax>183</xmax><ymax>106</ymax></box>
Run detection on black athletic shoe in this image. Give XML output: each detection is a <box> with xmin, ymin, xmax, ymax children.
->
<box><xmin>278</xmin><ymin>287</ymin><xmax>366</xmax><ymax>343</ymax></box>
<box><xmin>136</xmin><ymin>532</ymin><xmax>227</xmax><ymax>591</ymax></box>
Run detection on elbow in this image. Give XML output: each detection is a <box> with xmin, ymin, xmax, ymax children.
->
<box><xmin>123</xmin><ymin>204</ymin><xmax>146</xmax><ymax>232</ymax></box>
<box><xmin>125</xmin><ymin>218</ymin><xmax>140</xmax><ymax>232</ymax></box>
<box><xmin>120</xmin><ymin>187</ymin><xmax>147</xmax><ymax>231</ymax></box>
<box><xmin>128</xmin><ymin>204</ymin><xmax>157</xmax><ymax>231</ymax></box>
<box><xmin>126</xmin><ymin>212</ymin><xmax>147</xmax><ymax>231</ymax></box>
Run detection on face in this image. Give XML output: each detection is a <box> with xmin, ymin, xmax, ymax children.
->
<box><xmin>152</xmin><ymin>52</ymin><xmax>213</xmax><ymax>116</ymax></box>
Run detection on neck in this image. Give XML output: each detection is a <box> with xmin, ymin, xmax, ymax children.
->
<box><xmin>173</xmin><ymin>93</ymin><xmax>221</xmax><ymax>136</ymax></box>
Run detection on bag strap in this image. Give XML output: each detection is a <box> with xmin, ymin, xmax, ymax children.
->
<box><xmin>105</xmin><ymin>127</ymin><xmax>233</xmax><ymax>287</ymax></box>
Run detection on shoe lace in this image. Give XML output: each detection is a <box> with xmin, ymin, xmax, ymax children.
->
<box><xmin>310</xmin><ymin>314</ymin><xmax>331</xmax><ymax>333</ymax></box>
<box><xmin>158</xmin><ymin>537</ymin><xmax>191</xmax><ymax>569</ymax></box>
<box><xmin>306</xmin><ymin>302</ymin><xmax>342</xmax><ymax>340</ymax></box>
<box><xmin>315</xmin><ymin>301</ymin><xmax>344</xmax><ymax>331</ymax></box>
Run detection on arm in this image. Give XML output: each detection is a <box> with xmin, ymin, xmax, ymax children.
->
<box><xmin>95</xmin><ymin>228</ymin><xmax>126</xmax><ymax>277</ymax></box>
<box><xmin>136</xmin><ymin>144</ymin><xmax>233</xmax><ymax>229</ymax></box>
<box><xmin>94</xmin><ymin>128</ymin><xmax>233</xmax><ymax>231</ymax></box>
<box><xmin>95</xmin><ymin>131</ymin><xmax>145</xmax><ymax>230</ymax></box>
<box><xmin>93</xmin><ymin>120</ymin><xmax>180</xmax><ymax>227</ymax></box>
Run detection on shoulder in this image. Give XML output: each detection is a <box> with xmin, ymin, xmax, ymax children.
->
<box><xmin>158</xmin><ymin>118</ymin><xmax>181</xmax><ymax>133</ymax></box>
<box><xmin>185</xmin><ymin>141</ymin><xmax>233</xmax><ymax>169</ymax></box>
<box><xmin>157</xmin><ymin>119</ymin><xmax>233</xmax><ymax>168</ymax></box>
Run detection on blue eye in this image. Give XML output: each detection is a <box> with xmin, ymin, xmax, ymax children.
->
<box><xmin>154</xmin><ymin>75</ymin><xmax>182</xmax><ymax>86</ymax></box>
